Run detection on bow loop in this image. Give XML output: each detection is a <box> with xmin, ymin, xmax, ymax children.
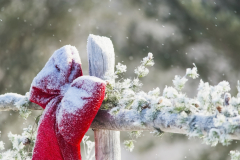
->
<box><xmin>29</xmin><ymin>45</ymin><xmax>83</xmax><ymax>109</ymax></box>
<box><xmin>57</xmin><ymin>76</ymin><xmax>106</xmax><ymax>145</ymax></box>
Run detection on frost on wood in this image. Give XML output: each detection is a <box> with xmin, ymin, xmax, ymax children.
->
<box><xmin>91</xmin><ymin>109</ymin><xmax>240</xmax><ymax>138</ymax></box>
<box><xmin>87</xmin><ymin>34</ymin><xmax>121</xmax><ymax>160</ymax></box>
<box><xmin>0</xmin><ymin>93</ymin><xmax>41</xmax><ymax>111</ymax></box>
<box><xmin>87</xmin><ymin>34</ymin><xmax>115</xmax><ymax>80</ymax></box>
<box><xmin>2</xmin><ymin>94</ymin><xmax>240</xmax><ymax>142</ymax></box>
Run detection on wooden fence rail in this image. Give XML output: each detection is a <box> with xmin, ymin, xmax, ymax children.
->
<box><xmin>1</xmin><ymin>94</ymin><xmax>240</xmax><ymax>140</ymax></box>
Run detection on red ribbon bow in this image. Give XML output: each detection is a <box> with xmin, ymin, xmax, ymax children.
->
<box><xmin>30</xmin><ymin>45</ymin><xmax>106</xmax><ymax>160</ymax></box>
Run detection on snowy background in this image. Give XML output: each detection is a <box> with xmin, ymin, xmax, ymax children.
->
<box><xmin>0</xmin><ymin>0</ymin><xmax>240</xmax><ymax>159</ymax></box>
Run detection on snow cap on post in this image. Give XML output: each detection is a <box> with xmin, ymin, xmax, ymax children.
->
<box><xmin>87</xmin><ymin>34</ymin><xmax>115</xmax><ymax>81</ymax></box>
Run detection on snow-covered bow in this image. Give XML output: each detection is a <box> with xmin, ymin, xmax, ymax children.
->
<box><xmin>29</xmin><ymin>45</ymin><xmax>106</xmax><ymax>160</ymax></box>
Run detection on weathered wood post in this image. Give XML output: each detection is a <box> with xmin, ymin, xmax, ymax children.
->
<box><xmin>87</xmin><ymin>34</ymin><xmax>121</xmax><ymax>160</ymax></box>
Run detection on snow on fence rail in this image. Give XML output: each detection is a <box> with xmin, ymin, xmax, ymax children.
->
<box><xmin>1</xmin><ymin>93</ymin><xmax>240</xmax><ymax>141</ymax></box>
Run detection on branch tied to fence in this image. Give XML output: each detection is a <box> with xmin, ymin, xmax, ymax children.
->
<box><xmin>1</xmin><ymin>34</ymin><xmax>240</xmax><ymax>160</ymax></box>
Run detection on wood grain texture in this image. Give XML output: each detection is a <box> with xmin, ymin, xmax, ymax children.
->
<box><xmin>87</xmin><ymin>34</ymin><xmax>121</xmax><ymax>160</ymax></box>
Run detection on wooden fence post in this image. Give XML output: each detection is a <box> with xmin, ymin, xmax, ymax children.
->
<box><xmin>87</xmin><ymin>34</ymin><xmax>121</xmax><ymax>160</ymax></box>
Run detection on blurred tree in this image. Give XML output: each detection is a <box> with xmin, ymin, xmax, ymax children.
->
<box><xmin>0</xmin><ymin>0</ymin><xmax>83</xmax><ymax>94</ymax></box>
<box><xmin>121</xmin><ymin>0</ymin><xmax>240</xmax><ymax>90</ymax></box>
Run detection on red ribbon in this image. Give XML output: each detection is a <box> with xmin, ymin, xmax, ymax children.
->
<box><xmin>30</xmin><ymin>45</ymin><xmax>106</xmax><ymax>160</ymax></box>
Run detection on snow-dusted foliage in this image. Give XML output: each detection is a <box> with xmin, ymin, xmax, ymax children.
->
<box><xmin>115</xmin><ymin>63</ymin><xmax>127</xmax><ymax>75</ymax></box>
<box><xmin>0</xmin><ymin>125</ymin><xmax>36</xmax><ymax>160</ymax></box>
<box><xmin>0</xmin><ymin>141</ymin><xmax>4</xmax><ymax>151</ymax></box>
<box><xmin>123</xmin><ymin>140</ymin><xmax>135</xmax><ymax>152</ymax></box>
<box><xmin>230</xmin><ymin>150</ymin><xmax>240</xmax><ymax>160</ymax></box>
<box><xmin>15</xmin><ymin>92</ymin><xmax>31</xmax><ymax>120</ymax></box>
<box><xmin>82</xmin><ymin>135</ymin><xmax>95</xmax><ymax>160</ymax></box>
<box><xmin>101</xmin><ymin>53</ymin><xmax>240</xmax><ymax>157</ymax></box>
<box><xmin>0</xmin><ymin>120</ymin><xmax>95</xmax><ymax>160</ymax></box>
